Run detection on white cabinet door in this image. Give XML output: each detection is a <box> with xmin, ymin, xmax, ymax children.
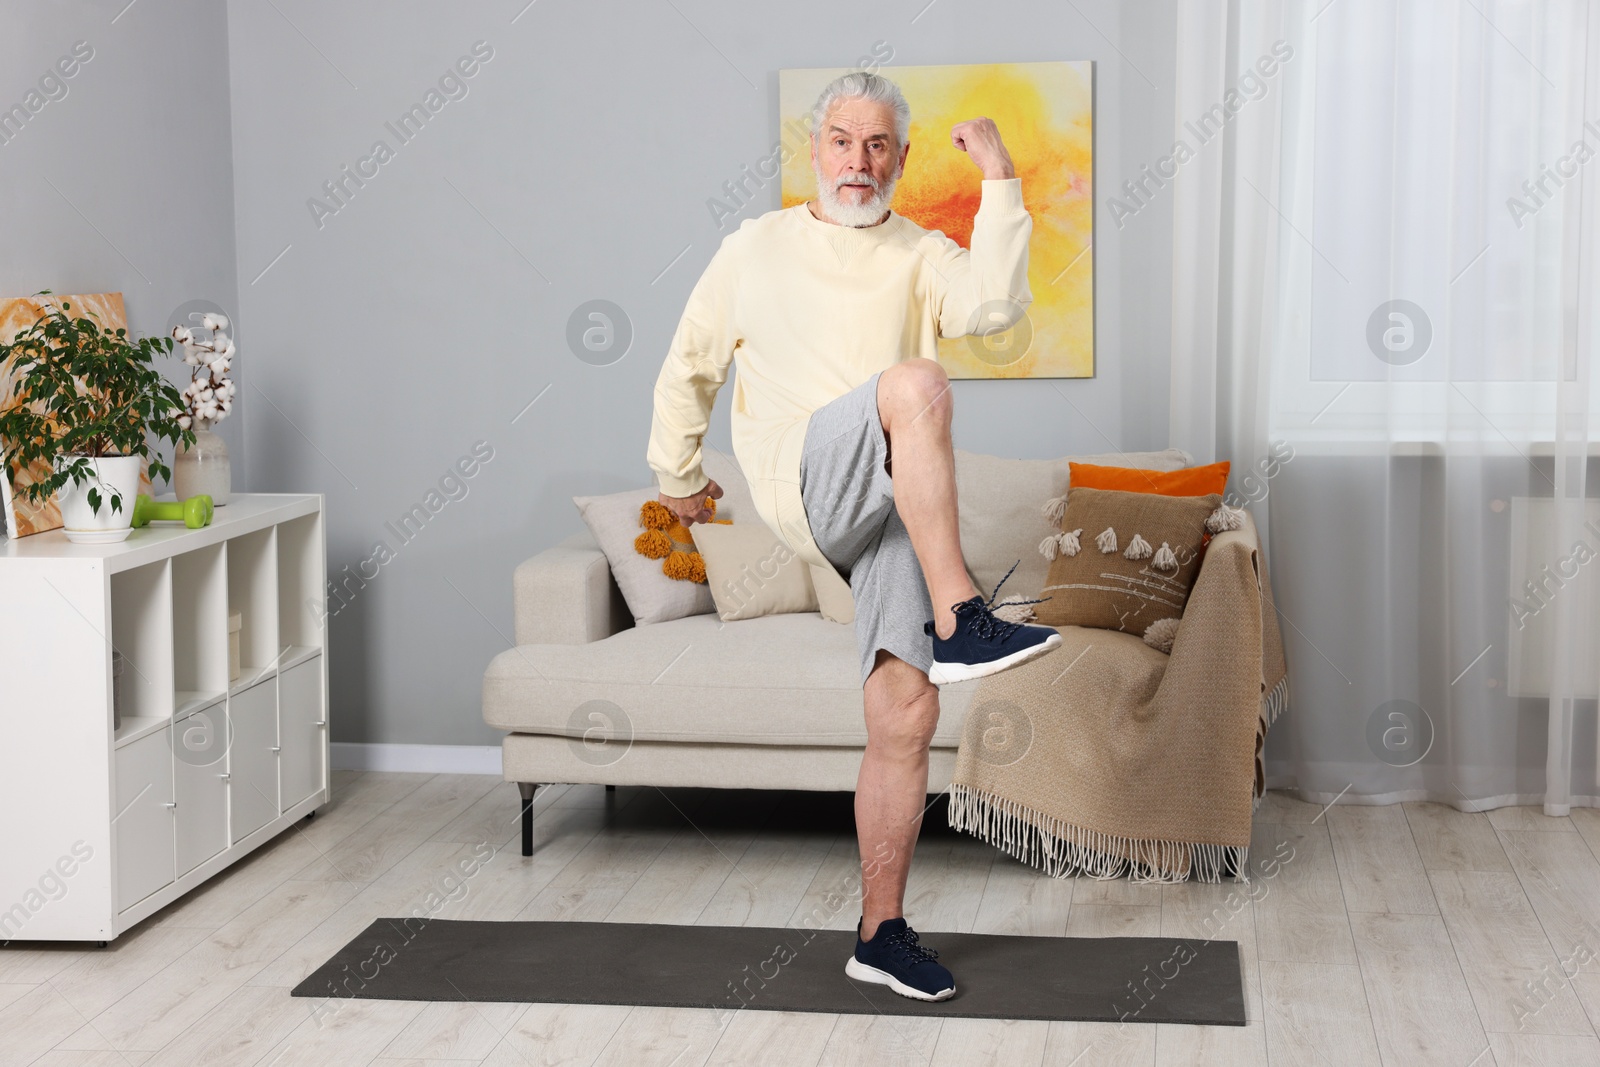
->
<box><xmin>229</xmin><ymin>677</ymin><xmax>278</xmax><ymax>842</ymax></box>
<box><xmin>278</xmin><ymin>655</ymin><xmax>325</xmax><ymax>811</ymax></box>
<box><xmin>114</xmin><ymin>726</ymin><xmax>174</xmax><ymax>910</ymax></box>
<box><xmin>172</xmin><ymin>703</ymin><xmax>230</xmax><ymax>875</ymax></box>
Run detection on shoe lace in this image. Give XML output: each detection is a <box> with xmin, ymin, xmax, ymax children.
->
<box><xmin>953</xmin><ymin>559</ymin><xmax>1051</xmax><ymax>642</ymax></box>
<box><xmin>884</xmin><ymin>927</ymin><xmax>940</xmax><ymax>965</ymax></box>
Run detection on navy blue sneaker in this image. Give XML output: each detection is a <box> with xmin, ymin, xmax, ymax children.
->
<box><xmin>845</xmin><ymin>917</ymin><xmax>955</xmax><ymax>1001</ymax></box>
<box><xmin>925</xmin><ymin>562</ymin><xmax>1061</xmax><ymax>685</ymax></box>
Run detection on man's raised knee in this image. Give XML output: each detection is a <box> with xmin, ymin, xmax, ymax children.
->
<box><xmin>878</xmin><ymin>359</ymin><xmax>952</xmax><ymax>430</ymax></box>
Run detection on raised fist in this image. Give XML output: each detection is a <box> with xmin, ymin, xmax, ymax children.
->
<box><xmin>950</xmin><ymin>118</ymin><xmax>1015</xmax><ymax>180</ymax></box>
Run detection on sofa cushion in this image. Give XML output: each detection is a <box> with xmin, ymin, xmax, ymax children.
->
<box><xmin>483</xmin><ymin>611</ymin><xmax>983</xmax><ymax>747</ymax></box>
<box><xmin>700</xmin><ymin>447</ymin><xmax>758</xmax><ymax>525</ymax></box>
<box><xmin>1067</xmin><ymin>459</ymin><xmax>1230</xmax><ymax>497</ymax></box>
<box><xmin>703</xmin><ymin>449</ymin><xmax>853</xmax><ymax>622</ymax></box>
<box><xmin>695</xmin><ymin>520</ymin><xmax>819</xmax><ymax>621</ymax></box>
<box><xmin>809</xmin><ymin>563</ymin><xmax>855</xmax><ymax>624</ymax></box>
<box><xmin>955</xmin><ymin>447</ymin><xmax>1193</xmax><ymax>601</ymax></box>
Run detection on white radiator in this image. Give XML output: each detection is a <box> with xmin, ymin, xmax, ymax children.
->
<box><xmin>1507</xmin><ymin>497</ymin><xmax>1600</xmax><ymax>699</ymax></box>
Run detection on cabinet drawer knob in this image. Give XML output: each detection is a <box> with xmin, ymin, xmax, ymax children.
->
<box><xmin>271</xmin><ymin>746</ymin><xmax>281</xmax><ymax>753</ymax></box>
<box><xmin>218</xmin><ymin>773</ymin><xmax>230</xmax><ymax>780</ymax></box>
<box><xmin>314</xmin><ymin>720</ymin><xmax>327</xmax><ymax>727</ymax></box>
<box><xmin>163</xmin><ymin>802</ymin><xmax>177</xmax><ymax>809</ymax></box>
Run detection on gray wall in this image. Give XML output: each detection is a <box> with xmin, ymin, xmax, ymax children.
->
<box><xmin>0</xmin><ymin>0</ymin><xmax>242</xmax><ymax>484</ymax></box>
<box><xmin>13</xmin><ymin>0</ymin><xmax>1176</xmax><ymax>747</ymax></box>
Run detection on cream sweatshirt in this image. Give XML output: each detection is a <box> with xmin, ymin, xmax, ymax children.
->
<box><xmin>647</xmin><ymin>177</ymin><xmax>1034</xmax><ymax>577</ymax></box>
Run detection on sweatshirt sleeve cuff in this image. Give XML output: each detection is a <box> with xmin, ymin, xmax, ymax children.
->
<box><xmin>978</xmin><ymin>177</ymin><xmax>1026</xmax><ymax>214</ymax></box>
<box><xmin>656</xmin><ymin>469</ymin><xmax>709</xmax><ymax>498</ymax></box>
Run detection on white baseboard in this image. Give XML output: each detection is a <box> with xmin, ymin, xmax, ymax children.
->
<box><xmin>331</xmin><ymin>743</ymin><xmax>502</xmax><ymax>775</ymax></box>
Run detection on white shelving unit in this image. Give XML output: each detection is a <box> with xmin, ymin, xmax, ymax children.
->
<box><xmin>0</xmin><ymin>494</ymin><xmax>328</xmax><ymax>943</ymax></box>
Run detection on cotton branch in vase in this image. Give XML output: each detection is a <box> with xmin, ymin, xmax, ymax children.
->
<box><xmin>171</xmin><ymin>313</ymin><xmax>236</xmax><ymax>431</ymax></box>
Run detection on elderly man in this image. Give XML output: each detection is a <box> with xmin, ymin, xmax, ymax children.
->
<box><xmin>647</xmin><ymin>71</ymin><xmax>1059</xmax><ymax>1001</ymax></box>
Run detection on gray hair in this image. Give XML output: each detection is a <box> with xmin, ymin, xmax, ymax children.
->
<box><xmin>809</xmin><ymin>71</ymin><xmax>910</xmax><ymax>148</ymax></box>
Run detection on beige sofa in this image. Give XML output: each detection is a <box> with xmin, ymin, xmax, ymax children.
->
<box><xmin>482</xmin><ymin>447</ymin><xmax>1196</xmax><ymax>854</ymax></box>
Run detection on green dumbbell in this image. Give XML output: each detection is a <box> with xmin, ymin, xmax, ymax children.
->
<box><xmin>131</xmin><ymin>493</ymin><xmax>214</xmax><ymax>529</ymax></box>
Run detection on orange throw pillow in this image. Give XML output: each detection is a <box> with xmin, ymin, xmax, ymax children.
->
<box><xmin>1068</xmin><ymin>460</ymin><xmax>1230</xmax><ymax>497</ymax></box>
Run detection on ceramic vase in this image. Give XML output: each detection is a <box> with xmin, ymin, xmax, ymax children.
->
<box><xmin>174</xmin><ymin>421</ymin><xmax>231</xmax><ymax>505</ymax></box>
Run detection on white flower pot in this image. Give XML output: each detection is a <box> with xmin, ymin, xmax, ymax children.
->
<box><xmin>54</xmin><ymin>454</ymin><xmax>142</xmax><ymax>544</ymax></box>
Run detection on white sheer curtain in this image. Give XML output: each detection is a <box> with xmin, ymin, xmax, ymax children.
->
<box><xmin>1172</xmin><ymin>0</ymin><xmax>1600</xmax><ymax>812</ymax></box>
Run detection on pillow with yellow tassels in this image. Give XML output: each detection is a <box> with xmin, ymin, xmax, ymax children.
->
<box><xmin>633</xmin><ymin>497</ymin><xmax>730</xmax><ymax>583</ymax></box>
<box><xmin>573</xmin><ymin>488</ymin><xmax>729</xmax><ymax>626</ymax></box>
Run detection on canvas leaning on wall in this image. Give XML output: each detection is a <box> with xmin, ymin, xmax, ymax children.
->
<box><xmin>0</xmin><ymin>293</ymin><xmax>155</xmax><ymax>538</ymax></box>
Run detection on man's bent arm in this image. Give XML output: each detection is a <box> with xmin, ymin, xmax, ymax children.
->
<box><xmin>930</xmin><ymin>177</ymin><xmax>1034</xmax><ymax>339</ymax></box>
<box><xmin>647</xmin><ymin>242</ymin><xmax>740</xmax><ymax>497</ymax></box>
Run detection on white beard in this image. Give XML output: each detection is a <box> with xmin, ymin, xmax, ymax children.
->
<box><xmin>813</xmin><ymin>163</ymin><xmax>898</xmax><ymax>227</ymax></box>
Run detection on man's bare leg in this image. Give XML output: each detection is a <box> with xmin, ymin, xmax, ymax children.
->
<box><xmin>856</xmin><ymin>647</ymin><xmax>940</xmax><ymax>940</ymax></box>
<box><xmin>876</xmin><ymin>360</ymin><xmax>980</xmax><ymax>640</ymax></box>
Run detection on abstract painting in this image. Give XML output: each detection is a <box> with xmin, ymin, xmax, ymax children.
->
<box><xmin>778</xmin><ymin>60</ymin><xmax>1094</xmax><ymax>379</ymax></box>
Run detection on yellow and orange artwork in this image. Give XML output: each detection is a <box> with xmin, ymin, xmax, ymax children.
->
<box><xmin>779</xmin><ymin>61</ymin><xmax>1094</xmax><ymax>379</ymax></box>
<box><xmin>0</xmin><ymin>292</ymin><xmax>154</xmax><ymax>537</ymax></box>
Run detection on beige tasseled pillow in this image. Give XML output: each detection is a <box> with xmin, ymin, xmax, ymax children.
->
<box><xmin>1032</xmin><ymin>487</ymin><xmax>1222</xmax><ymax>644</ymax></box>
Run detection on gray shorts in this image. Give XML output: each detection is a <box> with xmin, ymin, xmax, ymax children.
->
<box><xmin>799</xmin><ymin>371</ymin><xmax>935</xmax><ymax>686</ymax></box>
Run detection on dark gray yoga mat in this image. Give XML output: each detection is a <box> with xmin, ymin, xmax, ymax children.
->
<box><xmin>292</xmin><ymin>918</ymin><xmax>1245</xmax><ymax>1024</ymax></box>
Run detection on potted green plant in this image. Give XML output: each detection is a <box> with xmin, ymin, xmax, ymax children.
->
<box><xmin>0</xmin><ymin>292</ymin><xmax>194</xmax><ymax>543</ymax></box>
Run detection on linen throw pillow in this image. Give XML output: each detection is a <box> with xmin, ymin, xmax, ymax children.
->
<box><xmin>1033</xmin><ymin>487</ymin><xmax>1222</xmax><ymax>640</ymax></box>
<box><xmin>694</xmin><ymin>521</ymin><xmax>819</xmax><ymax>622</ymax></box>
<box><xmin>699</xmin><ymin>448</ymin><xmax>757</xmax><ymax>524</ymax></box>
<box><xmin>574</xmin><ymin>488</ymin><xmax>715</xmax><ymax>625</ymax></box>
<box><xmin>809</xmin><ymin>563</ymin><xmax>855</xmax><ymax>625</ymax></box>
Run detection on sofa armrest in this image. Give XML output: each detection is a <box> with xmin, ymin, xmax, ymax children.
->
<box><xmin>1166</xmin><ymin>509</ymin><xmax>1286</xmax><ymax>800</ymax></box>
<box><xmin>513</xmin><ymin>531</ymin><xmax>632</xmax><ymax>645</ymax></box>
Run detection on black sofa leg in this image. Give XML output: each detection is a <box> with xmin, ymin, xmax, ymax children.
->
<box><xmin>518</xmin><ymin>782</ymin><xmax>540</xmax><ymax>857</ymax></box>
<box><xmin>606</xmin><ymin>784</ymin><xmax>616</xmax><ymax>792</ymax></box>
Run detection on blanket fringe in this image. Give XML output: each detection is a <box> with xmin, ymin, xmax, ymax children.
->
<box><xmin>948</xmin><ymin>783</ymin><xmax>1249</xmax><ymax>885</ymax></box>
<box><xmin>1263</xmin><ymin>674</ymin><xmax>1289</xmax><ymax>728</ymax></box>
<box><xmin>1251</xmin><ymin>675</ymin><xmax>1291</xmax><ymax>814</ymax></box>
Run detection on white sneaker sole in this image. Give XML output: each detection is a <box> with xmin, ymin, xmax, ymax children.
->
<box><xmin>927</xmin><ymin>630</ymin><xmax>1062</xmax><ymax>686</ymax></box>
<box><xmin>844</xmin><ymin>955</ymin><xmax>956</xmax><ymax>1002</ymax></box>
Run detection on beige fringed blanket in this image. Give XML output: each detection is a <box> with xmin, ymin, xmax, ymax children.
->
<box><xmin>948</xmin><ymin>512</ymin><xmax>1289</xmax><ymax>883</ymax></box>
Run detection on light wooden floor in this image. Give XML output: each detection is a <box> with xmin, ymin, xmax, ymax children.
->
<box><xmin>3</xmin><ymin>772</ymin><xmax>1599</xmax><ymax>1066</ymax></box>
